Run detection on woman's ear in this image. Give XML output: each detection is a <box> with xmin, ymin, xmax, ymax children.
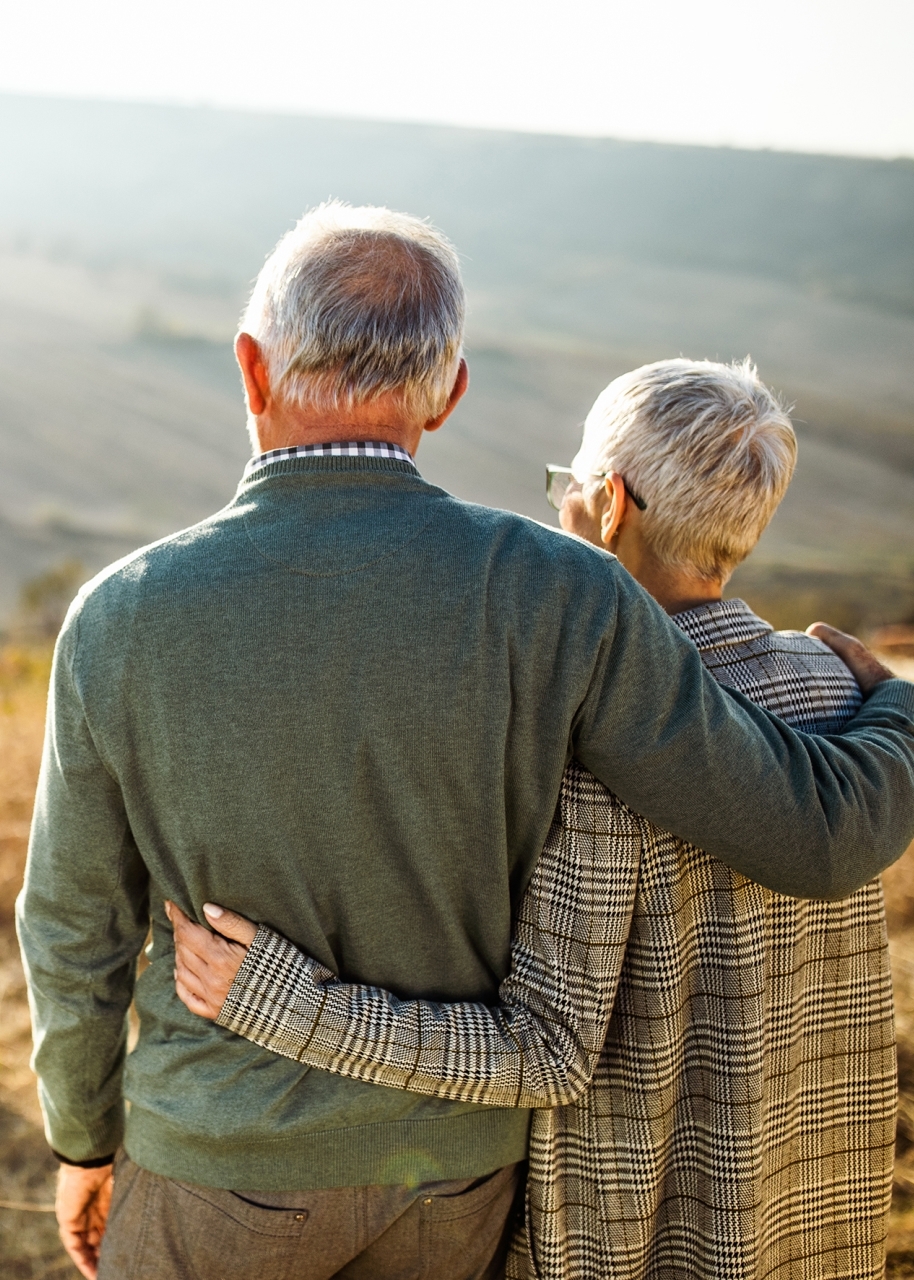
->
<box><xmin>600</xmin><ymin>472</ymin><xmax>628</xmax><ymax>548</ymax></box>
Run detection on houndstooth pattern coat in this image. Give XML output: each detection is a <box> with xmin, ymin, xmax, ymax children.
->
<box><xmin>219</xmin><ymin>599</ymin><xmax>895</xmax><ymax>1279</ymax></box>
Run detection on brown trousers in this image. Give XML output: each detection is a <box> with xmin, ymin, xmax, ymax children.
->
<box><xmin>98</xmin><ymin>1152</ymin><xmax>522</xmax><ymax>1280</ymax></box>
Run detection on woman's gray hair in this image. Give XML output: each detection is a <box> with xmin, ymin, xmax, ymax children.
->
<box><xmin>241</xmin><ymin>202</ymin><xmax>465</xmax><ymax>422</ymax></box>
<box><xmin>573</xmin><ymin>358</ymin><xmax>797</xmax><ymax>583</ymax></box>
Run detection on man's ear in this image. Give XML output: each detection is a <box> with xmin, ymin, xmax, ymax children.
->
<box><xmin>235</xmin><ymin>332</ymin><xmax>272</xmax><ymax>417</ymax></box>
<box><xmin>424</xmin><ymin>358</ymin><xmax>469</xmax><ymax>434</ymax></box>
<box><xmin>600</xmin><ymin>473</ymin><xmax>628</xmax><ymax>548</ymax></box>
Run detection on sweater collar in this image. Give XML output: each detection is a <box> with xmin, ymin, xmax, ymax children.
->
<box><xmin>672</xmin><ymin>598</ymin><xmax>773</xmax><ymax>651</ymax></box>
<box><xmin>244</xmin><ymin>441</ymin><xmax>417</xmax><ymax>479</ymax></box>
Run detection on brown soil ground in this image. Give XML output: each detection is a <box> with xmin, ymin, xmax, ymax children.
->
<box><xmin>1</xmin><ymin>645</ymin><xmax>914</xmax><ymax>1277</ymax></box>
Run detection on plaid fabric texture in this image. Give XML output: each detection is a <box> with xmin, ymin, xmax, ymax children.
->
<box><xmin>218</xmin><ymin>599</ymin><xmax>894</xmax><ymax>1279</ymax></box>
<box><xmin>243</xmin><ymin>441</ymin><xmax>416</xmax><ymax>477</ymax></box>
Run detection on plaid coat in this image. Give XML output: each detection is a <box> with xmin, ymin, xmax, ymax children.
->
<box><xmin>219</xmin><ymin>599</ymin><xmax>895</xmax><ymax>1279</ymax></box>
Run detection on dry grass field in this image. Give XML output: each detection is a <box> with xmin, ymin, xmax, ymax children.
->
<box><xmin>1</xmin><ymin>644</ymin><xmax>913</xmax><ymax>1276</ymax></box>
<box><xmin>0</xmin><ymin>645</ymin><xmax>67</xmax><ymax>1279</ymax></box>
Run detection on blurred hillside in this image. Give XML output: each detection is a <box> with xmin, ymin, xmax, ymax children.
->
<box><xmin>0</xmin><ymin>95</ymin><xmax>913</xmax><ymax>626</ymax></box>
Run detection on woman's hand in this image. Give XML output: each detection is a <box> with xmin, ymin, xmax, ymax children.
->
<box><xmin>165</xmin><ymin>901</ymin><xmax>258</xmax><ymax>1020</ymax></box>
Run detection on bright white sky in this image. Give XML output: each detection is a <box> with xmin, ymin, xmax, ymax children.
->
<box><xmin>1</xmin><ymin>0</ymin><xmax>912</xmax><ymax>158</ymax></box>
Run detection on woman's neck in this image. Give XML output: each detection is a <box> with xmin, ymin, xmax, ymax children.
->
<box><xmin>624</xmin><ymin>556</ymin><xmax>723</xmax><ymax>617</ymax></box>
<box><xmin>606</xmin><ymin>514</ymin><xmax>725</xmax><ymax>617</ymax></box>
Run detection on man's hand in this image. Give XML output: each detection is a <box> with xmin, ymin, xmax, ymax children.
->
<box><xmin>56</xmin><ymin>1162</ymin><xmax>113</xmax><ymax>1280</ymax></box>
<box><xmin>806</xmin><ymin>622</ymin><xmax>897</xmax><ymax>694</ymax></box>
<box><xmin>166</xmin><ymin>901</ymin><xmax>257</xmax><ymax>1020</ymax></box>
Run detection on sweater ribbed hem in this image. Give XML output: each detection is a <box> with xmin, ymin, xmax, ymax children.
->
<box><xmin>124</xmin><ymin>1106</ymin><xmax>531</xmax><ymax>1191</ymax></box>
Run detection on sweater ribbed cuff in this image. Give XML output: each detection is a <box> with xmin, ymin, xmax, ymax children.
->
<box><xmin>866</xmin><ymin>677</ymin><xmax>914</xmax><ymax>716</ymax></box>
<box><xmin>54</xmin><ymin>1149</ymin><xmax>115</xmax><ymax>1168</ymax></box>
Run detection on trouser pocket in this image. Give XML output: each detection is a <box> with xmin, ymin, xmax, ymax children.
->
<box><xmin>419</xmin><ymin>1162</ymin><xmax>524</xmax><ymax>1280</ymax></box>
<box><xmin>99</xmin><ymin>1155</ymin><xmax>333</xmax><ymax>1280</ymax></box>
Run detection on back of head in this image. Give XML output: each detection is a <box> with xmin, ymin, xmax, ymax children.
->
<box><xmin>242</xmin><ymin>202</ymin><xmax>465</xmax><ymax>422</ymax></box>
<box><xmin>573</xmin><ymin>358</ymin><xmax>797</xmax><ymax>583</ymax></box>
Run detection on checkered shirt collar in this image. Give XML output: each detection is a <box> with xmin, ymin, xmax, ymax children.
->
<box><xmin>244</xmin><ymin>441</ymin><xmax>417</xmax><ymax>479</ymax></box>
<box><xmin>672</xmin><ymin>597</ymin><xmax>773</xmax><ymax>651</ymax></box>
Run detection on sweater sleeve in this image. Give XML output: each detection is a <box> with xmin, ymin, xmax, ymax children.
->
<box><xmin>573</xmin><ymin>565</ymin><xmax>914</xmax><ymax>899</ymax></box>
<box><xmin>15</xmin><ymin>609</ymin><xmax>150</xmax><ymax>1162</ymax></box>
<box><xmin>217</xmin><ymin>763</ymin><xmax>641</xmax><ymax>1107</ymax></box>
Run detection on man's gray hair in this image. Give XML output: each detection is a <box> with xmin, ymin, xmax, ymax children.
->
<box><xmin>241</xmin><ymin>202</ymin><xmax>465</xmax><ymax>422</ymax></box>
<box><xmin>573</xmin><ymin>358</ymin><xmax>797</xmax><ymax>583</ymax></box>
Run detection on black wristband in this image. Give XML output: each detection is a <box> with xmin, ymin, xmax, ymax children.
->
<box><xmin>53</xmin><ymin>1149</ymin><xmax>115</xmax><ymax>1169</ymax></box>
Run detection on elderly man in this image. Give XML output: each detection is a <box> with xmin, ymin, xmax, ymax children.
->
<box><xmin>17</xmin><ymin>205</ymin><xmax>914</xmax><ymax>1280</ymax></box>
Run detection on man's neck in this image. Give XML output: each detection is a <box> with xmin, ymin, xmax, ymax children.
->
<box><xmin>251</xmin><ymin>399</ymin><xmax>424</xmax><ymax>458</ymax></box>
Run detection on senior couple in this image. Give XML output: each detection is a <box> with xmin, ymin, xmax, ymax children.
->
<box><xmin>17</xmin><ymin>203</ymin><xmax>914</xmax><ymax>1280</ymax></box>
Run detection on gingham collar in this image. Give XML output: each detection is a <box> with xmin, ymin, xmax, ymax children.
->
<box><xmin>672</xmin><ymin>597</ymin><xmax>773</xmax><ymax>651</ymax></box>
<box><xmin>243</xmin><ymin>441</ymin><xmax>417</xmax><ymax>479</ymax></box>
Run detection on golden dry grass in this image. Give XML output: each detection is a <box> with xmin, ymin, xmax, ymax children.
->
<box><xmin>1</xmin><ymin>646</ymin><xmax>913</xmax><ymax>1276</ymax></box>
<box><xmin>0</xmin><ymin>646</ymin><xmax>72</xmax><ymax>1278</ymax></box>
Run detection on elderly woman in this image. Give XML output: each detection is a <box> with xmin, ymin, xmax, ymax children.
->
<box><xmin>171</xmin><ymin>358</ymin><xmax>893</xmax><ymax>1280</ymax></box>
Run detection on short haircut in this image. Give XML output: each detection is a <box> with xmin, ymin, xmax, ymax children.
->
<box><xmin>241</xmin><ymin>202</ymin><xmax>465</xmax><ymax>422</ymax></box>
<box><xmin>573</xmin><ymin>358</ymin><xmax>797</xmax><ymax>583</ymax></box>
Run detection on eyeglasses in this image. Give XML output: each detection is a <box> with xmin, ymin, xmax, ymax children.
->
<box><xmin>545</xmin><ymin>465</ymin><xmax>647</xmax><ymax>513</ymax></box>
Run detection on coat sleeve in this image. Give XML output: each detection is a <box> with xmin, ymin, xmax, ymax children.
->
<box><xmin>217</xmin><ymin>763</ymin><xmax>641</xmax><ymax>1107</ymax></box>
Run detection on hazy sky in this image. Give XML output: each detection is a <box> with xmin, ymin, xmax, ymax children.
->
<box><xmin>2</xmin><ymin>0</ymin><xmax>912</xmax><ymax>157</ymax></box>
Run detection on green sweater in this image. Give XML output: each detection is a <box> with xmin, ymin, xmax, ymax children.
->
<box><xmin>17</xmin><ymin>456</ymin><xmax>914</xmax><ymax>1190</ymax></box>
